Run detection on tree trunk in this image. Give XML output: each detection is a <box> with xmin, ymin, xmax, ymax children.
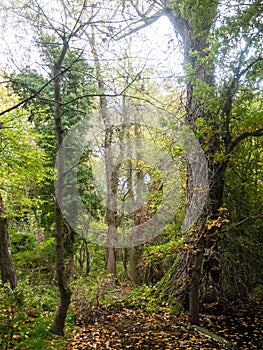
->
<box><xmin>130</xmin><ymin>246</ymin><xmax>142</xmax><ymax>285</ymax></box>
<box><xmin>189</xmin><ymin>241</ymin><xmax>204</xmax><ymax>324</ymax></box>
<box><xmin>105</xmin><ymin>127</ymin><xmax>118</xmax><ymax>279</ymax></box>
<box><xmin>166</xmin><ymin>2</ymin><xmax>224</xmax><ymax>324</ymax></box>
<box><xmin>89</xmin><ymin>30</ymin><xmax>118</xmax><ymax>279</ymax></box>
<box><xmin>78</xmin><ymin>239</ymin><xmax>90</xmax><ymax>276</ymax></box>
<box><xmin>106</xmin><ymin>243</ymin><xmax>117</xmax><ymax>276</ymax></box>
<box><xmin>129</xmin><ymin>123</ymin><xmax>143</xmax><ymax>285</ymax></box>
<box><xmin>50</xmin><ymin>40</ymin><xmax>72</xmax><ymax>336</ymax></box>
<box><xmin>84</xmin><ymin>242</ymin><xmax>90</xmax><ymax>276</ymax></box>
<box><xmin>0</xmin><ymin>195</ymin><xmax>17</xmax><ymax>289</ymax></box>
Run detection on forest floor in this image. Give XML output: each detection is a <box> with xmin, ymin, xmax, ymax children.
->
<box><xmin>68</xmin><ymin>295</ymin><xmax>263</xmax><ymax>350</ymax></box>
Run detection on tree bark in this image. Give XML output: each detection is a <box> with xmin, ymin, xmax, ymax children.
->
<box><xmin>130</xmin><ymin>246</ymin><xmax>142</xmax><ymax>285</ymax></box>
<box><xmin>0</xmin><ymin>195</ymin><xmax>17</xmax><ymax>289</ymax></box>
<box><xmin>165</xmin><ymin>1</ymin><xmax>223</xmax><ymax>324</ymax></box>
<box><xmin>105</xmin><ymin>127</ymin><xmax>118</xmax><ymax>279</ymax></box>
<box><xmin>50</xmin><ymin>39</ymin><xmax>72</xmax><ymax>336</ymax></box>
<box><xmin>89</xmin><ymin>30</ymin><xmax>118</xmax><ymax>279</ymax></box>
<box><xmin>78</xmin><ymin>239</ymin><xmax>90</xmax><ymax>276</ymax></box>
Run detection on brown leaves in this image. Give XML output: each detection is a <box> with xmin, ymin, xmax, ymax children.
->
<box><xmin>200</xmin><ymin>296</ymin><xmax>263</xmax><ymax>350</ymax></box>
<box><xmin>67</xmin><ymin>307</ymin><xmax>226</xmax><ymax>349</ymax></box>
<box><xmin>67</xmin><ymin>292</ymin><xmax>263</xmax><ymax>349</ymax></box>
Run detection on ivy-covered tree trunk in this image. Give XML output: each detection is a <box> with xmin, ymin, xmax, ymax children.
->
<box><xmin>166</xmin><ymin>1</ymin><xmax>223</xmax><ymax>324</ymax></box>
<box><xmin>0</xmin><ymin>195</ymin><xmax>17</xmax><ymax>289</ymax></box>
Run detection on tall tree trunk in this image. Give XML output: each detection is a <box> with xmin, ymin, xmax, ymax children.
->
<box><xmin>166</xmin><ymin>2</ymin><xmax>224</xmax><ymax>324</ymax></box>
<box><xmin>130</xmin><ymin>123</ymin><xmax>143</xmax><ymax>285</ymax></box>
<box><xmin>89</xmin><ymin>30</ymin><xmax>118</xmax><ymax>279</ymax></box>
<box><xmin>0</xmin><ymin>195</ymin><xmax>17</xmax><ymax>289</ymax></box>
<box><xmin>120</xmin><ymin>95</ymin><xmax>143</xmax><ymax>285</ymax></box>
<box><xmin>51</xmin><ymin>39</ymin><xmax>72</xmax><ymax>336</ymax></box>
<box><xmin>105</xmin><ymin>127</ymin><xmax>118</xmax><ymax>278</ymax></box>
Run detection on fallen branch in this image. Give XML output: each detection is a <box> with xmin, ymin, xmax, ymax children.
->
<box><xmin>183</xmin><ymin>323</ymin><xmax>233</xmax><ymax>349</ymax></box>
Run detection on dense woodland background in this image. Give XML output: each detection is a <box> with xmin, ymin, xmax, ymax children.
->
<box><xmin>0</xmin><ymin>0</ymin><xmax>262</xmax><ymax>349</ymax></box>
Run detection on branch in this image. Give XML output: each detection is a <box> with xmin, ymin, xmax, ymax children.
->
<box><xmin>228</xmin><ymin>128</ymin><xmax>263</xmax><ymax>153</ymax></box>
<box><xmin>0</xmin><ymin>67</ymin><xmax>70</xmax><ymax>116</ymax></box>
<box><xmin>222</xmin><ymin>214</ymin><xmax>263</xmax><ymax>232</ymax></box>
<box><xmin>235</xmin><ymin>56</ymin><xmax>263</xmax><ymax>81</ymax></box>
<box><xmin>34</xmin><ymin>0</ymin><xmax>64</xmax><ymax>39</ymax></box>
<box><xmin>69</xmin><ymin>0</ymin><xmax>87</xmax><ymax>36</ymax></box>
<box><xmin>114</xmin><ymin>9</ymin><xmax>165</xmax><ymax>41</ymax></box>
<box><xmin>61</xmin><ymin>66</ymin><xmax>146</xmax><ymax>107</ymax></box>
<box><xmin>0</xmin><ymin>47</ymin><xmax>89</xmax><ymax>117</ymax></box>
<box><xmin>222</xmin><ymin>54</ymin><xmax>263</xmax><ymax>151</ymax></box>
<box><xmin>68</xmin><ymin>1</ymin><xmax>100</xmax><ymax>41</ymax></box>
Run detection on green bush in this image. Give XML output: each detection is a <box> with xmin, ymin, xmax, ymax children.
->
<box><xmin>10</xmin><ymin>233</ymin><xmax>36</xmax><ymax>254</ymax></box>
<box><xmin>12</xmin><ymin>238</ymin><xmax>55</xmax><ymax>271</ymax></box>
<box><xmin>125</xmin><ymin>284</ymin><xmax>171</xmax><ymax>315</ymax></box>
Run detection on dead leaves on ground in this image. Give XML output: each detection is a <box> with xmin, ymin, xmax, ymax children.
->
<box><xmin>200</xmin><ymin>299</ymin><xmax>263</xmax><ymax>350</ymax></box>
<box><xmin>68</xmin><ymin>308</ymin><xmax>226</xmax><ymax>349</ymax></box>
<box><xmin>68</xmin><ymin>297</ymin><xmax>263</xmax><ymax>349</ymax></box>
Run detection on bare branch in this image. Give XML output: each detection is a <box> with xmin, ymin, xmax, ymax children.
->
<box><xmin>0</xmin><ymin>66</ymin><xmax>70</xmax><ymax>117</ymax></box>
<box><xmin>69</xmin><ymin>0</ymin><xmax>87</xmax><ymax>35</ymax></box>
<box><xmin>114</xmin><ymin>9</ymin><xmax>165</xmax><ymax>41</ymax></box>
<box><xmin>34</xmin><ymin>0</ymin><xmax>65</xmax><ymax>39</ymax></box>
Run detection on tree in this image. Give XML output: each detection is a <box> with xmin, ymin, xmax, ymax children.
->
<box><xmin>0</xmin><ymin>194</ymin><xmax>16</xmax><ymax>289</ymax></box>
<box><xmin>88</xmin><ymin>28</ymin><xmax>119</xmax><ymax>279</ymax></box>
<box><xmin>167</xmin><ymin>0</ymin><xmax>262</xmax><ymax>323</ymax></box>
<box><xmin>2</xmin><ymin>0</ymin><xmax>99</xmax><ymax>335</ymax></box>
<box><xmin>1</xmin><ymin>0</ymin><xmax>148</xmax><ymax>333</ymax></box>
<box><xmin>0</xmin><ymin>82</ymin><xmax>46</xmax><ymax>288</ymax></box>
<box><xmin>116</xmin><ymin>0</ymin><xmax>263</xmax><ymax>323</ymax></box>
<box><xmin>221</xmin><ymin>127</ymin><xmax>263</xmax><ymax>300</ymax></box>
<box><xmin>87</xmin><ymin>28</ymin><xmax>162</xmax><ymax>280</ymax></box>
<box><xmin>37</xmin><ymin>5</ymin><xmax>94</xmax><ymax>335</ymax></box>
<box><xmin>10</xmin><ymin>48</ymin><xmax>97</xmax><ymax>235</ymax></box>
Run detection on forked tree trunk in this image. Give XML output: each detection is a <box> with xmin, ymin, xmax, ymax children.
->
<box><xmin>0</xmin><ymin>195</ymin><xmax>17</xmax><ymax>289</ymax></box>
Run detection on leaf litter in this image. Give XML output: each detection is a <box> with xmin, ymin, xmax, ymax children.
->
<box><xmin>67</xmin><ymin>295</ymin><xmax>263</xmax><ymax>349</ymax></box>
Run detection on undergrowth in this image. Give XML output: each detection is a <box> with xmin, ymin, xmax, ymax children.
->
<box><xmin>0</xmin><ymin>272</ymin><xmax>75</xmax><ymax>350</ymax></box>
